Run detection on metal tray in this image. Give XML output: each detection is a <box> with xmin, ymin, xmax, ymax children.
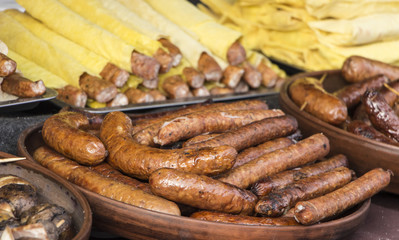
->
<box><xmin>0</xmin><ymin>88</ymin><xmax>58</xmax><ymax>112</ymax></box>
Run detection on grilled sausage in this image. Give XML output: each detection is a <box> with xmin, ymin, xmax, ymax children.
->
<box><xmin>0</xmin><ymin>52</ymin><xmax>16</xmax><ymax>77</ymax></box>
<box><xmin>33</xmin><ymin>146</ymin><xmax>180</xmax><ymax>216</ymax></box>
<box><xmin>158</xmin><ymin>38</ymin><xmax>182</xmax><ymax>67</ymax></box>
<box><xmin>289</xmin><ymin>77</ymin><xmax>348</xmax><ymax>125</ymax></box>
<box><xmin>1</xmin><ymin>73</ymin><xmax>46</xmax><ymax>98</ymax></box>
<box><xmin>106</xmin><ymin>93</ymin><xmax>128</xmax><ymax>107</ymax></box>
<box><xmin>222</xmin><ymin>65</ymin><xmax>245</xmax><ymax>88</ymax></box>
<box><xmin>153</xmin><ymin>48</ymin><xmax>173</xmax><ymax>74</ymax></box>
<box><xmin>226</xmin><ymin>41</ymin><xmax>246</xmax><ymax>66</ymax></box>
<box><xmin>185</xmin><ymin>115</ymin><xmax>298</xmax><ymax>151</ymax></box>
<box><xmin>334</xmin><ymin>75</ymin><xmax>388</xmax><ymax>109</ymax></box>
<box><xmin>233</xmin><ymin>138</ymin><xmax>295</xmax><ymax>168</ymax></box>
<box><xmin>190</xmin><ymin>211</ymin><xmax>300</xmax><ymax>226</ymax></box>
<box><xmin>124</xmin><ymin>87</ymin><xmax>154</xmax><ymax>104</ymax></box>
<box><xmin>149</xmin><ymin>168</ymin><xmax>257</xmax><ymax>215</ymax></box>
<box><xmin>56</xmin><ymin>85</ymin><xmax>87</xmax><ymax>108</ymax></box>
<box><xmin>162</xmin><ymin>75</ymin><xmax>191</xmax><ymax>99</ymax></box>
<box><xmin>148</xmin><ymin>89</ymin><xmax>167</xmax><ymax>102</ymax></box>
<box><xmin>252</xmin><ymin>154</ymin><xmax>349</xmax><ymax>197</ymax></box>
<box><xmin>100</xmin><ymin>111</ymin><xmax>237</xmax><ymax>180</ymax></box>
<box><xmin>255</xmin><ymin>167</ymin><xmax>353</xmax><ymax>217</ymax></box>
<box><xmin>242</xmin><ymin>62</ymin><xmax>262</xmax><ymax>89</ymax></box>
<box><xmin>234</xmin><ymin>80</ymin><xmax>249</xmax><ymax>93</ymax></box>
<box><xmin>182</xmin><ymin>133</ymin><xmax>221</xmax><ymax>148</ymax></box>
<box><xmin>131</xmin><ymin>51</ymin><xmax>160</xmax><ymax>81</ymax></box>
<box><xmin>257</xmin><ymin>62</ymin><xmax>278</xmax><ymax>88</ymax></box>
<box><xmin>218</xmin><ymin>133</ymin><xmax>330</xmax><ymax>189</ymax></box>
<box><xmin>363</xmin><ymin>90</ymin><xmax>399</xmax><ymax>141</ymax></box>
<box><xmin>99</xmin><ymin>62</ymin><xmax>129</xmax><ymax>88</ymax></box>
<box><xmin>347</xmin><ymin>120</ymin><xmax>399</xmax><ymax>146</ymax></box>
<box><xmin>79</xmin><ymin>72</ymin><xmax>117</xmax><ymax>103</ymax></box>
<box><xmin>294</xmin><ymin>168</ymin><xmax>392</xmax><ymax>225</ymax></box>
<box><xmin>198</xmin><ymin>52</ymin><xmax>222</xmax><ymax>82</ymax></box>
<box><xmin>42</xmin><ymin>111</ymin><xmax>107</xmax><ymax>165</ymax></box>
<box><xmin>183</xmin><ymin>67</ymin><xmax>205</xmax><ymax>89</ymax></box>
<box><xmin>342</xmin><ymin>55</ymin><xmax>399</xmax><ymax>83</ymax></box>
<box><xmin>192</xmin><ymin>86</ymin><xmax>210</xmax><ymax>97</ymax></box>
<box><xmin>153</xmin><ymin>109</ymin><xmax>285</xmax><ymax>146</ymax></box>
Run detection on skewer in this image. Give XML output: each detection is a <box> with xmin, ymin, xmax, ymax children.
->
<box><xmin>0</xmin><ymin>157</ymin><xmax>26</xmax><ymax>163</ymax></box>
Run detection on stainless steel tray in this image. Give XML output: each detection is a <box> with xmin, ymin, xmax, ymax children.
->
<box><xmin>0</xmin><ymin>88</ymin><xmax>58</xmax><ymax>112</ymax></box>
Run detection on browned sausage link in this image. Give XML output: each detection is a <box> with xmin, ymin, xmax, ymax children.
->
<box><xmin>192</xmin><ymin>86</ymin><xmax>210</xmax><ymax>97</ymax></box>
<box><xmin>218</xmin><ymin>133</ymin><xmax>330</xmax><ymax>189</ymax></box>
<box><xmin>158</xmin><ymin>38</ymin><xmax>182</xmax><ymax>67</ymax></box>
<box><xmin>100</xmin><ymin>111</ymin><xmax>237</xmax><ymax>180</ymax></box>
<box><xmin>33</xmin><ymin>146</ymin><xmax>180</xmax><ymax>216</ymax></box>
<box><xmin>90</xmin><ymin>162</ymin><xmax>152</xmax><ymax>194</ymax></box>
<box><xmin>191</xmin><ymin>211</ymin><xmax>300</xmax><ymax>226</ymax></box>
<box><xmin>252</xmin><ymin>154</ymin><xmax>349</xmax><ymax>197</ymax></box>
<box><xmin>334</xmin><ymin>74</ymin><xmax>388</xmax><ymax>109</ymax></box>
<box><xmin>242</xmin><ymin>62</ymin><xmax>262</xmax><ymax>89</ymax></box>
<box><xmin>198</xmin><ymin>52</ymin><xmax>223</xmax><ymax>82</ymax></box>
<box><xmin>342</xmin><ymin>55</ymin><xmax>399</xmax><ymax>83</ymax></box>
<box><xmin>347</xmin><ymin>120</ymin><xmax>399</xmax><ymax>146</ymax></box>
<box><xmin>255</xmin><ymin>167</ymin><xmax>353</xmax><ymax>217</ymax></box>
<box><xmin>0</xmin><ymin>53</ymin><xmax>16</xmax><ymax>77</ymax></box>
<box><xmin>234</xmin><ymin>81</ymin><xmax>249</xmax><ymax>93</ymax></box>
<box><xmin>56</xmin><ymin>85</ymin><xmax>88</xmax><ymax>108</ymax></box>
<box><xmin>124</xmin><ymin>87</ymin><xmax>154</xmax><ymax>104</ymax></box>
<box><xmin>363</xmin><ymin>90</ymin><xmax>399</xmax><ymax>141</ymax></box>
<box><xmin>226</xmin><ymin>41</ymin><xmax>246</xmax><ymax>66</ymax></box>
<box><xmin>182</xmin><ymin>133</ymin><xmax>221</xmax><ymax>148</ymax></box>
<box><xmin>233</xmin><ymin>137</ymin><xmax>295</xmax><ymax>168</ymax></box>
<box><xmin>148</xmin><ymin>89</ymin><xmax>167</xmax><ymax>102</ymax></box>
<box><xmin>257</xmin><ymin>62</ymin><xmax>278</xmax><ymax>88</ymax></box>
<box><xmin>379</xmin><ymin>79</ymin><xmax>399</xmax><ymax>106</ymax></box>
<box><xmin>131</xmin><ymin>99</ymin><xmax>268</xmax><ymax>135</ymax></box>
<box><xmin>162</xmin><ymin>75</ymin><xmax>191</xmax><ymax>99</ymax></box>
<box><xmin>149</xmin><ymin>168</ymin><xmax>257</xmax><ymax>215</ymax></box>
<box><xmin>42</xmin><ymin>111</ymin><xmax>107</xmax><ymax>165</ymax></box>
<box><xmin>210</xmin><ymin>87</ymin><xmax>234</xmax><ymax>96</ymax></box>
<box><xmin>182</xmin><ymin>67</ymin><xmax>205</xmax><ymax>89</ymax></box>
<box><xmin>99</xmin><ymin>62</ymin><xmax>129</xmax><ymax>88</ymax></box>
<box><xmin>185</xmin><ymin>115</ymin><xmax>298</xmax><ymax>152</ymax></box>
<box><xmin>131</xmin><ymin>51</ymin><xmax>160</xmax><ymax>81</ymax></box>
<box><xmin>141</xmin><ymin>78</ymin><xmax>159</xmax><ymax>89</ymax></box>
<box><xmin>222</xmin><ymin>65</ymin><xmax>245</xmax><ymax>88</ymax></box>
<box><xmin>289</xmin><ymin>77</ymin><xmax>348</xmax><ymax>125</ymax></box>
<box><xmin>294</xmin><ymin>168</ymin><xmax>392</xmax><ymax>225</ymax></box>
<box><xmin>154</xmin><ymin>109</ymin><xmax>285</xmax><ymax>146</ymax></box>
<box><xmin>153</xmin><ymin>47</ymin><xmax>173</xmax><ymax>74</ymax></box>
<box><xmin>106</xmin><ymin>93</ymin><xmax>128</xmax><ymax>107</ymax></box>
<box><xmin>1</xmin><ymin>73</ymin><xmax>46</xmax><ymax>98</ymax></box>
<box><xmin>79</xmin><ymin>72</ymin><xmax>117</xmax><ymax>103</ymax></box>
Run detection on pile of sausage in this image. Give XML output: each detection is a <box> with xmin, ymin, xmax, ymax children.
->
<box><xmin>0</xmin><ymin>41</ymin><xmax>46</xmax><ymax>99</ymax></box>
<box><xmin>289</xmin><ymin>55</ymin><xmax>399</xmax><ymax>147</ymax></box>
<box><xmin>33</xmin><ymin>99</ymin><xmax>392</xmax><ymax>227</ymax></box>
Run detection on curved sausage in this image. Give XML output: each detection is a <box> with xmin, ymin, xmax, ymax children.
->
<box><xmin>42</xmin><ymin>111</ymin><xmax>107</xmax><ymax>165</ymax></box>
<box><xmin>294</xmin><ymin>168</ymin><xmax>392</xmax><ymax>225</ymax></box>
<box><xmin>100</xmin><ymin>111</ymin><xmax>237</xmax><ymax>180</ymax></box>
<box><xmin>33</xmin><ymin>146</ymin><xmax>180</xmax><ymax>216</ymax></box>
<box><xmin>289</xmin><ymin>77</ymin><xmax>347</xmax><ymax>125</ymax></box>
<box><xmin>182</xmin><ymin>133</ymin><xmax>221</xmax><ymax>148</ymax></box>
<box><xmin>218</xmin><ymin>133</ymin><xmax>330</xmax><ymax>189</ymax></box>
<box><xmin>149</xmin><ymin>168</ymin><xmax>257</xmax><ymax>215</ymax></box>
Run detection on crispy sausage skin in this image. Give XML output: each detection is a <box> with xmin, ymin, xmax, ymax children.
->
<box><xmin>0</xmin><ymin>52</ymin><xmax>16</xmax><ymax>77</ymax></box>
<box><xmin>218</xmin><ymin>133</ymin><xmax>330</xmax><ymax>189</ymax></box>
<box><xmin>42</xmin><ymin>111</ymin><xmax>107</xmax><ymax>165</ymax></box>
<box><xmin>252</xmin><ymin>154</ymin><xmax>349</xmax><ymax>197</ymax></box>
<box><xmin>33</xmin><ymin>146</ymin><xmax>180</xmax><ymax>216</ymax></box>
<box><xmin>347</xmin><ymin>120</ymin><xmax>399</xmax><ymax>146</ymax></box>
<box><xmin>255</xmin><ymin>167</ymin><xmax>353</xmax><ymax>217</ymax></box>
<box><xmin>79</xmin><ymin>72</ymin><xmax>117</xmax><ymax>103</ymax></box>
<box><xmin>226</xmin><ymin>41</ymin><xmax>246</xmax><ymax>66</ymax></box>
<box><xmin>149</xmin><ymin>168</ymin><xmax>257</xmax><ymax>215</ymax></box>
<box><xmin>334</xmin><ymin>75</ymin><xmax>388</xmax><ymax>109</ymax></box>
<box><xmin>342</xmin><ymin>55</ymin><xmax>399</xmax><ymax>83</ymax></box>
<box><xmin>185</xmin><ymin>115</ymin><xmax>298</xmax><ymax>152</ymax></box>
<box><xmin>153</xmin><ymin>109</ymin><xmax>285</xmax><ymax>146</ymax></box>
<box><xmin>294</xmin><ymin>168</ymin><xmax>392</xmax><ymax>225</ymax></box>
<box><xmin>190</xmin><ymin>211</ymin><xmax>300</xmax><ymax>226</ymax></box>
<box><xmin>100</xmin><ymin>111</ymin><xmax>237</xmax><ymax>180</ymax></box>
<box><xmin>233</xmin><ymin>137</ymin><xmax>295</xmax><ymax>168</ymax></box>
<box><xmin>1</xmin><ymin>73</ymin><xmax>46</xmax><ymax>98</ymax></box>
<box><xmin>99</xmin><ymin>62</ymin><xmax>129</xmax><ymax>88</ymax></box>
<box><xmin>363</xmin><ymin>90</ymin><xmax>399</xmax><ymax>141</ymax></box>
<box><xmin>289</xmin><ymin>77</ymin><xmax>348</xmax><ymax>125</ymax></box>
<box><xmin>56</xmin><ymin>85</ymin><xmax>87</xmax><ymax>108</ymax></box>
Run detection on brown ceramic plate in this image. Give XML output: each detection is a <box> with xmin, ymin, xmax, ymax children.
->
<box><xmin>279</xmin><ymin>69</ymin><xmax>399</xmax><ymax>195</ymax></box>
<box><xmin>17</xmin><ymin>122</ymin><xmax>371</xmax><ymax>240</ymax></box>
<box><xmin>0</xmin><ymin>151</ymin><xmax>92</xmax><ymax>240</ymax></box>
